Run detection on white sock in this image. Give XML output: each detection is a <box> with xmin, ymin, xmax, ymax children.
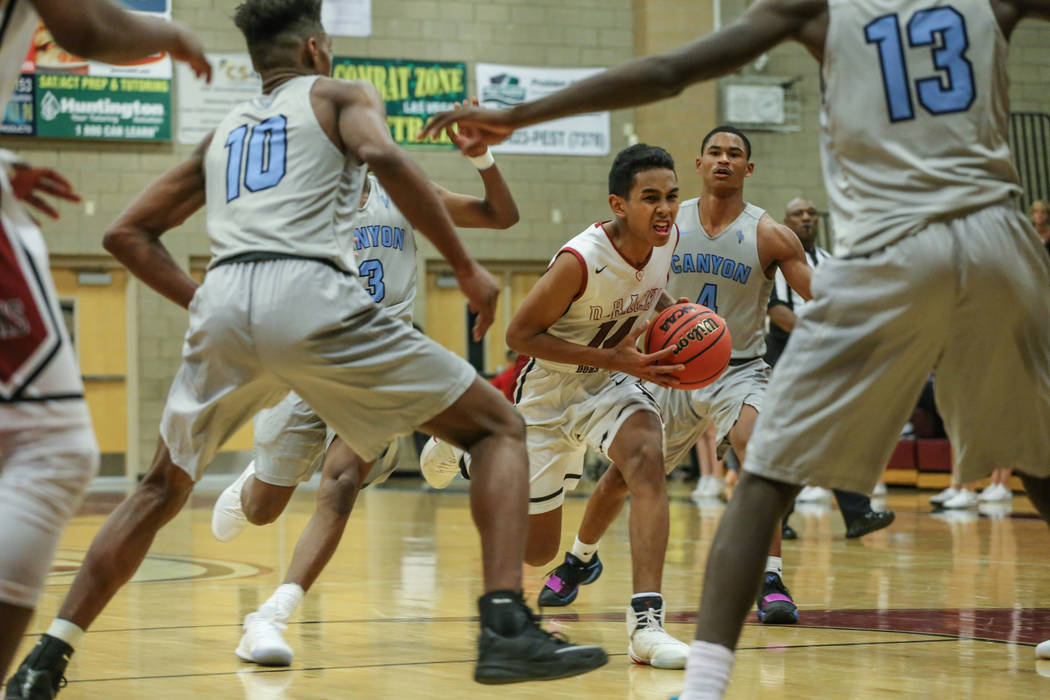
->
<box><xmin>765</xmin><ymin>556</ymin><xmax>783</xmax><ymax>577</ymax></box>
<box><xmin>46</xmin><ymin>619</ymin><xmax>85</xmax><ymax>648</ymax></box>
<box><xmin>258</xmin><ymin>583</ymin><xmax>305</xmax><ymax>623</ymax></box>
<box><xmin>680</xmin><ymin>640</ymin><xmax>734</xmax><ymax>700</ymax></box>
<box><xmin>570</xmin><ymin>535</ymin><xmax>598</xmax><ymax>563</ymax></box>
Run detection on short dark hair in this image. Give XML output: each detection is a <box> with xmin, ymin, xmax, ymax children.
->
<box><xmin>608</xmin><ymin>144</ymin><xmax>675</xmax><ymax>198</ymax></box>
<box><xmin>234</xmin><ymin>0</ymin><xmax>324</xmax><ymax>69</ymax></box>
<box><xmin>700</xmin><ymin>125</ymin><xmax>752</xmax><ymax>160</ymax></box>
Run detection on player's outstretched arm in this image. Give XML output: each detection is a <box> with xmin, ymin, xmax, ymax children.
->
<box><xmin>759</xmin><ymin>219</ymin><xmax>813</xmax><ymax>301</ymax></box>
<box><xmin>506</xmin><ymin>252</ymin><xmax>683</xmax><ymax>386</ymax></box>
<box><xmin>103</xmin><ymin>134</ymin><xmax>211</xmax><ymax>309</ymax></box>
<box><xmin>434</xmin><ymin>100</ymin><xmax>519</xmax><ymax>229</ymax></box>
<box><xmin>419</xmin><ymin>0</ymin><xmax>823</xmax><ymax>142</ymax></box>
<box><xmin>326</xmin><ymin>80</ymin><xmax>499</xmax><ymax>340</ymax></box>
<box><xmin>31</xmin><ymin>0</ymin><xmax>211</xmax><ymax>81</ymax></box>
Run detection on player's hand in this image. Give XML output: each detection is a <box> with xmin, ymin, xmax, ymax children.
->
<box><xmin>445</xmin><ymin>98</ymin><xmax>490</xmax><ymax>157</ymax></box>
<box><xmin>456</xmin><ymin>259</ymin><xmax>500</xmax><ymax>341</ymax></box>
<box><xmin>419</xmin><ymin>105</ymin><xmax>516</xmax><ymax>146</ymax></box>
<box><xmin>169</xmin><ymin>22</ymin><xmax>212</xmax><ymax>83</ymax></box>
<box><xmin>10</xmin><ymin>163</ymin><xmax>80</xmax><ymax>219</ymax></box>
<box><xmin>606</xmin><ymin>320</ymin><xmax>683</xmax><ymax>388</ymax></box>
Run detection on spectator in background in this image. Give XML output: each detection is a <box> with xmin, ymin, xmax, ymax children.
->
<box><xmin>767</xmin><ymin>197</ymin><xmax>895</xmax><ymax>539</ymax></box>
<box><xmin>489</xmin><ymin>349</ymin><xmax>530</xmax><ymax>402</ymax></box>
<box><xmin>1030</xmin><ymin>199</ymin><xmax>1050</xmax><ymax>256</ymax></box>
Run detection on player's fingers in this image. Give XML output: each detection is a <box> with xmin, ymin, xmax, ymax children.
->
<box><xmin>473</xmin><ymin>307</ymin><xmax>494</xmax><ymax>341</ymax></box>
<box><xmin>419</xmin><ymin>112</ymin><xmax>454</xmax><ymax>140</ymax></box>
<box><xmin>649</xmin><ymin>362</ymin><xmax>686</xmax><ymax>374</ymax></box>
<box><xmin>24</xmin><ymin>194</ymin><xmax>59</xmax><ymax>219</ymax></box>
<box><xmin>40</xmin><ymin>168</ymin><xmax>74</xmax><ymax>190</ymax></box>
<box><xmin>641</xmin><ymin>345</ymin><xmax>678</xmax><ymax>363</ymax></box>
<box><xmin>622</xmin><ymin>319</ymin><xmax>649</xmax><ymax>345</ymax></box>
<box><xmin>36</xmin><ymin>180</ymin><xmax>81</xmax><ymax>202</ymax></box>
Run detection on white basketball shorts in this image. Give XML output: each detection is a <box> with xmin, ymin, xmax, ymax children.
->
<box><xmin>515</xmin><ymin>360</ymin><xmax>661</xmax><ymax>514</ymax></box>
<box><xmin>161</xmin><ymin>258</ymin><xmax>475</xmax><ymax>481</ymax></box>
<box><xmin>745</xmin><ymin>202</ymin><xmax>1050</xmax><ymax>493</ymax></box>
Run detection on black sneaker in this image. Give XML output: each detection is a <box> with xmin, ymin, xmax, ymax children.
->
<box><xmin>5</xmin><ymin>635</ymin><xmax>72</xmax><ymax>700</ymax></box>
<box><xmin>845</xmin><ymin>509</ymin><xmax>895</xmax><ymax>539</ymax></box>
<box><xmin>475</xmin><ymin>603</ymin><xmax>608</xmax><ymax>684</ymax></box>
<box><xmin>536</xmin><ymin>552</ymin><xmax>603</xmax><ymax>607</ymax></box>
<box><xmin>781</xmin><ymin>521</ymin><xmax>798</xmax><ymax>540</ymax></box>
<box><xmin>755</xmin><ymin>572</ymin><xmax>798</xmax><ymax>625</ymax></box>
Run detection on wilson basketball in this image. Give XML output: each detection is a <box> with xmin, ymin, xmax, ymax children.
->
<box><xmin>645</xmin><ymin>303</ymin><xmax>732</xmax><ymax>388</ymax></box>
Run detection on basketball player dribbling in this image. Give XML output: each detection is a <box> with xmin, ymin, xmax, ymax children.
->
<box><xmin>0</xmin><ymin>0</ymin><xmax>210</xmax><ymax>688</ymax></box>
<box><xmin>200</xmin><ymin>118</ymin><xmax>520</xmax><ymax>666</ymax></box>
<box><xmin>8</xmin><ymin>2</ymin><xmax>607</xmax><ymax>695</ymax></box>
<box><xmin>422</xmin><ymin>0</ymin><xmax>1050</xmax><ymax>696</ymax></box>
<box><xmin>432</xmin><ymin>144</ymin><xmax>692</xmax><ymax>668</ymax></box>
<box><xmin>542</xmin><ymin>125</ymin><xmax>814</xmax><ymax>629</ymax></box>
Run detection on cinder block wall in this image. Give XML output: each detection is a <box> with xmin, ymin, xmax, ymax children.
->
<box><xmin>19</xmin><ymin>1</ymin><xmax>1050</xmax><ymax>473</ymax></box>
<box><xmin>715</xmin><ymin>0</ymin><xmax>1050</xmax><ymax>239</ymax></box>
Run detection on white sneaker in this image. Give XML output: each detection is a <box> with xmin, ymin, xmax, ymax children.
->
<box><xmin>929</xmin><ymin>487</ymin><xmax>960</xmax><ymax>506</ymax></box>
<box><xmin>700</xmin><ymin>476</ymin><xmax>724</xmax><ymax>498</ymax></box>
<box><xmin>212</xmin><ymin>462</ymin><xmax>255</xmax><ymax>542</ymax></box>
<box><xmin>978</xmin><ymin>483</ymin><xmax>1012</xmax><ymax>502</ymax></box>
<box><xmin>872</xmin><ymin>482</ymin><xmax>888</xmax><ymax>497</ymax></box>
<box><xmin>942</xmin><ymin>489</ymin><xmax>978</xmax><ymax>509</ymax></box>
<box><xmin>626</xmin><ymin>602</ymin><xmax>688</xmax><ymax>669</ymax></box>
<box><xmin>236</xmin><ymin>612</ymin><xmax>293</xmax><ymax>666</ymax></box>
<box><xmin>797</xmin><ymin>486</ymin><xmax>831</xmax><ymax>503</ymax></box>
<box><xmin>691</xmin><ymin>475</ymin><xmax>711</xmax><ymax>501</ymax></box>
<box><xmin>1036</xmin><ymin>639</ymin><xmax>1050</xmax><ymax>659</ymax></box>
<box><xmin>419</xmin><ymin>437</ymin><xmax>465</xmax><ymax>489</ymax></box>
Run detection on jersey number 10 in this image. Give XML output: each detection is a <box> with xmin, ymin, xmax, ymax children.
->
<box><xmin>865</xmin><ymin>6</ymin><xmax>975</xmax><ymax>123</ymax></box>
<box><xmin>225</xmin><ymin>116</ymin><xmax>288</xmax><ymax>201</ymax></box>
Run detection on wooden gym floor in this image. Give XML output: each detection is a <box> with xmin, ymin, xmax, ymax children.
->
<box><xmin>15</xmin><ymin>479</ymin><xmax>1050</xmax><ymax>699</ymax></box>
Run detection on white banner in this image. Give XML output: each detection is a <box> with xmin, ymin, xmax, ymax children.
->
<box><xmin>322</xmin><ymin>0</ymin><xmax>371</xmax><ymax>37</ymax></box>
<box><xmin>475</xmin><ymin>63</ymin><xmax>609</xmax><ymax>156</ymax></box>
<box><xmin>175</xmin><ymin>53</ymin><xmax>260</xmax><ymax>145</ymax></box>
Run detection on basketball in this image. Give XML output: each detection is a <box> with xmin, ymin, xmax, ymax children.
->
<box><xmin>645</xmin><ymin>303</ymin><xmax>732</xmax><ymax>388</ymax></box>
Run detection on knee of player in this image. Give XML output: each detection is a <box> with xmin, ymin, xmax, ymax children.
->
<box><xmin>618</xmin><ymin>442</ymin><xmax>665</xmax><ymax>482</ymax></box>
<box><xmin>318</xmin><ymin>468</ymin><xmax>363</xmax><ymax>518</ymax></box>
<box><xmin>242</xmin><ymin>494</ymin><xmax>285</xmax><ymax>525</ymax></box>
<box><xmin>524</xmin><ymin>540</ymin><xmax>560</xmax><ymax>568</ymax></box>
<box><xmin>136</xmin><ymin>467</ymin><xmax>193</xmax><ymax>519</ymax></box>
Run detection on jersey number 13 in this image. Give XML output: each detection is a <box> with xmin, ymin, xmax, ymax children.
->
<box><xmin>865</xmin><ymin>6</ymin><xmax>975</xmax><ymax>123</ymax></box>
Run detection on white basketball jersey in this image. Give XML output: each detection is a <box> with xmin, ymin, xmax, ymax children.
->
<box><xmin>0</xmin><ymin>0</ymin><xmax>36</xmax><ymax>113</ymax></box>
<box><xmin>541</xmin><ymin>221</ymin><xmax>678</xmax><ymax>374</ymax></box>
<box><xmin>345</xmin><ymin>174</ymin><xmax>417</xmax><ymax>323</ymax></box>
<box><xmin>668</xmin><ymin>199</ymin><xmax>772</xmax><ymax>359</ymax></box>
<box><xmin>821</xmin><ymin>0</ymin><xmax>1020</xmax><ymax>255</ymax></box>
<box><xmin>205</xmin><ymin>75</ymin><xmax>367</xmax><ymax>272</ymax></box>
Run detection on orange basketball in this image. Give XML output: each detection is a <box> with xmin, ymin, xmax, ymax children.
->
<box><xmin>645</xmin><ymin>303</ymin><xmax>732</xmax><ymax>388</ymax></box>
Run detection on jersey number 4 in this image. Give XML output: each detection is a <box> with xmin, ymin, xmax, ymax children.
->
<box><xmin>225</xmin><ymin>115</ymin><xmax>288</xmax><ymax>201</ymax></box>
<box><xmin>865</xmin><ymin>6</ymin><xmax>975</xmax><ymax>122</ymax></box>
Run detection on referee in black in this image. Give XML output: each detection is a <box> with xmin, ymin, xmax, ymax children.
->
<box><xmin>768</xmin><ymin>197</ymin><xmax>895</xmax><ymax>539</ymax></box>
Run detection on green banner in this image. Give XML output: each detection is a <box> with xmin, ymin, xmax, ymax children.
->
<box><xmin>331</xmin><ymin>57</ymin><xmax>466</xmax><ymax>148</ymax></box>
<box><xmin>34</xmin><ymin>74</ymin><xmax>171</xmax><ymax>141</ymax></box>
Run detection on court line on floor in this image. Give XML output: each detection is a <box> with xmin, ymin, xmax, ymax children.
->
<box><xmin>64</xmin><ymin>638</ymin><xmax>960</xmax><ymax>685</ymax></box>
<box><xmin>49</xmin><ymin>609</ymin><xmax>1045</xmax><ymax>650</ymax></box>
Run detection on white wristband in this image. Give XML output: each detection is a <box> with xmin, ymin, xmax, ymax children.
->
<box><xmin>468</xmin><ymin>150</ymin><xmax>495</xmax><ymax>170</ymax></box>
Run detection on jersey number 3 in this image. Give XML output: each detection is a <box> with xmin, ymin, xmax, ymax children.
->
<box><xmin>225</xmin><ymin>115</ymin><xmax>288</xmax><ymax>201</ymax></box>
<box><xmin>865</xmin><ymin>6</ymin><xmax>975</xmax><ymax>122</ymax></box>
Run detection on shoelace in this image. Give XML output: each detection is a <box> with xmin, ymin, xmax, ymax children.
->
<box><xmin>524</xmin><ymin>606</ymin><xmax>571</xmax><ymax>644</ymax></box>
<box><xmin>634</xmin><ymin>607</ymin><xmax>662</xmax><ymax>630</ymax></box>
